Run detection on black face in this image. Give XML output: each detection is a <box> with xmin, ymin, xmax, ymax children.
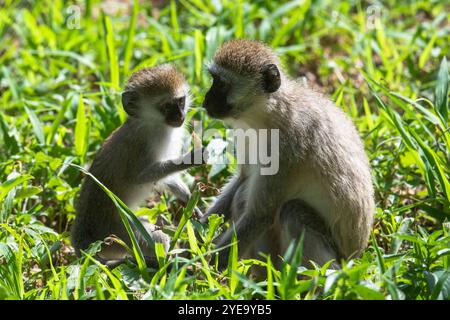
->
<box><xmin>202</xmin><ymin>74</ymin><xmax>233</xmax><ymax>119</ymax></box>
<box><xmin>203</xmin><ymin>64</ymin><xmax>281</xmax><ymax>119</ymax></box>
<box><xmin>261</xmin><ymin>64</ymin><xmax>281</xmax><ymax>93</ymax></box>
<box><xmin>162</xmin><ymin>96</ymin><xmax>186</xmax><ymax>127</ymax></box>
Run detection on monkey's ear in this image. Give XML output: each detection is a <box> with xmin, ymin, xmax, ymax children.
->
<box><xmin>122</xmin><ymin>90</ymin><xmax>139</xmax><ymax>116</ymax></box>
<box><xmin>261</xmin><ymin>64</ymin><xmax>281</xmax><ymax>93</ymax></box>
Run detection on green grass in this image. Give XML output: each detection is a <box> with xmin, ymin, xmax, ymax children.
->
<box><xmin>0</xmin><ymin>0</ymin><xmax>449</xmax><ymax>300</ymax></box>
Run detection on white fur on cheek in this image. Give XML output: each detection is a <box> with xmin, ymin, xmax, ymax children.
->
<box><xmin>137</xmin><ymin>95</ymin><xmax>164</xmax><ymax>122</ymax></box>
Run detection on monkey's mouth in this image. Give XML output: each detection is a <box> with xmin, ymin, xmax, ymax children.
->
<box><xmin>166</xmin><ymin>115</ymin><xmax>185</xmax><ymax>127</ymax></box>
<box><xmin>204</xmin><ymin>104</ymin><xmax>233</xmax><ymax>119</ymax></box>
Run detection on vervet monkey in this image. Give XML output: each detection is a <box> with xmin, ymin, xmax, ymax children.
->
<box><xmin>71</xmin><ymin>64</ymin><xmax>206</xmax><ymax>265</ymax></box>
<box><xmin>201</xmin><ymin>40</ymin><xmax>374</xmax><ymax>269</ymax></box>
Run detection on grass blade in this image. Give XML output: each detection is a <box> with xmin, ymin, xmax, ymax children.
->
<box><xmin>24</xmin><ymin>105</ymin><xmax>45</xmax><ymax>146</ymax></box>
<box><xmin>122</xmin><ymin>0</ymin><xmax>138</xmax><ymax>75</ymax></box>
<box><xmin>102</xmin><ymin>14</ymin><xmax>120</xmax><ymax>90</ymax></box>
<box><xmin>74</xmin><ymin>94</ymin><xmax>89</xmax><ymax>162</ymax></box>
<box><xmin>435</xmin><ymin>57</ymin><xmax>449</xmax><ymax>123</ymax></box>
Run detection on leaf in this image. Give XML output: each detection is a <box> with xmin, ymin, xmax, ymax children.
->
<box><xmin>14</xmin><ymin>186</ymin><xmax>42</xmax><ymax>199</ymax></box>
<box><xmin>371</xmin><ymin>231</ymin><xmax>400</xmax><ymax>299</ymax></box>
<box><xmin>170</xmin><ymin>191</ymin><xmax>199</xmax><ymax>250</ymax></box>
<box><xmin>170</xmin><ymin>0</ymin><xmax>180</xmax><ymax>41</ymax></box>
<box><xmin>363</xmin><ymin>97</ymin><xmax>374</xmax><ymax>130</ymax></box>
<box><xmin>390</xmin><ymin>218</ymin><xmax>413</xmax><ymax>254</ymax></box>
<box><xmin>227</xmin><ymin>230</ymin><xmax>239</xmax><ymax>295</ymax></box>
<box><xmin>419</xmin><ymin>33</ymin><xmax>437</xmax><ymax>69</ymax></box>
<box><xmin>24</xmin><ymin>106</ymin><xmax>45</xmax><ymax>146</ymax></box>
<box><xmin>430</xmin><ymin>270</ymin><xmax>450</xmax><ymax>300</ymax></box>
<box><xmin>205</xmin><ymin>213</ymin><xmax>224</xmax><ymax>244</ymax></box>
<box><xmin>354</xmin><ymin>284</ymin><xmax>385</xmax><ymax>300</ymax></box>
<box><xmin>410</xmin><ymin>130</ymin><xmax>450</xmax><ymax>203</ymax></box>
<box><xmin>154</xmin><ymin>242</ymin><xmax>166</xmax><ymax>268</ymax></box>
<box><xmin>324</xmin><ymin>271</ymin><xmax>341</xmax><ymax>294</ymax></box>
<box><xmin>123</xmin><ymin>0</ymin><xmax>138</xmax><ymax>75</ymax></box>
<box><xmin>435</xmin><ymin>57</ymin><xmax>449</xmax><ymax>122</ymax></box>
<box><xmin>135</xmin><ymin>207</ymin><xmax>160</xmax><ymax>225</ymax></box>
<box><xmin>0</xmin><ymin>174</ymin><xmax>33</xmax><ymax>202</ymax></box>
<box><xmin>271</xmin><ymin>0</ymin><xmax>311</xmax><ymax>47</ymax></box>
<box><xmin>102</xmin><ymin>14</ymin><xmax>119</xmax><ymax>90</ymax></box>
<box><xmin>0</xmin><ymin>113</ymin><xmax>20</xmax><ymax>154</ymax></box>
<box><xmin>74</xmin><ymin>94</ymin><xmax>89</xmax><ymax>161</ymax></box>
<box><xmin>266</xmin><ymin>256</ymin><xmax>275</xmax><ymax>300</ymax></box>
<box><xmin>1</xmin><ymin>66</ymin><xmax>19</xmax><ymax>100</ymax></box>
<box><xmin>47</xmin><ymin>95</ymin><xmax>72</xmax><ymax>145</ymax></box>
<box><xmin>194</xmin><ymin>29</ymin><xmax>203</xmax><ymax>82</ymax></box>
<box><xmin>233</xmin><ymin>0</ymin><xmax>244</xmax><ymax>38</ymax></box>
<box><xmin>184</xmin><ymin>220</ymin><xmax>216</xmax><ymax>289</ymax></box>
<box><xmin>186</xmin><ymin>220</ymin><xmax>201</xmax><ymax>254</ymax></box>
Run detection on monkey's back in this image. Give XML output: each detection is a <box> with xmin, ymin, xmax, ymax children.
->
<box><xmin>71</xmin><ymin>124</ymin><xmax>135</xmax><ymax>254</ymax></box>
<box><xmin>71</xmin><ymin>120</ymin><xmax>156</xmax><ymax>254</ymax></box>
<box><xmin>71</xmin><ymin>118</ymin><xmax>184</xmax><ymax>255</ymax></box>
<box><xmin>282</xmin><ymin>86</ymin><xmax>375</xmax><ymax>258</ymax></box>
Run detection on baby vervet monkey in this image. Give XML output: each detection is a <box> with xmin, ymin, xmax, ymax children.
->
<box><xmin>201</xmin><ymin>39</ymin><xmax>375</xmax><ymax>269</ymax></box>
<box><xmin>71</xmin><ymin>64</ymin><xmax>207</xmax><ymax>265</ymax></box>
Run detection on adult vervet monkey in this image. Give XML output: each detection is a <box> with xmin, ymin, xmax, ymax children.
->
<box><xmin>201</xmin><ymin>39</ymin><xmax>374</xmax><ymax>269</ymax></box>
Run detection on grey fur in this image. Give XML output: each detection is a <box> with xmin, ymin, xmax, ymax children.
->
<box><xmin>202</xmin><ymin>40</ymin><xmax>375</xmax><ymax>269</ymax></box>
<box><xmin>71</xmin><ymin>68</ymin><xmax>204</xmax><ymax>263</ymax></box>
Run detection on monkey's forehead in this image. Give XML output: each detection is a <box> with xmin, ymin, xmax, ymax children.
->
<box><xmin>213</xmin><ymin>39</ymin><xmax>279</xmax><ymax>75</ymax></box>
<box><xmin>125</xmin><ymin>64</ymin><xmax>186</xmax><ymax>94</ymax></box>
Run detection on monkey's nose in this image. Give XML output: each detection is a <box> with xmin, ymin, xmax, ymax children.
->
<box><xmin>166</xmin><ymin>113</ymin><xmax>185</xmax><ymax>127</ymax></box>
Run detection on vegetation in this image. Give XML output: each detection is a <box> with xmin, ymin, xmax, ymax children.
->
<box><xmin>0</xmin><ymin>0</ymin><xmax>449</xmax><ymax>300</ymax></box>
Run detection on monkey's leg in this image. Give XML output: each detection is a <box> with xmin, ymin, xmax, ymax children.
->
<box><xmin>97</xmin><ymin>240</ymin><xmax>128</xmax><ymax>261</ymax></box>
<box><xmin>215</xmin><ymin>175</ymin><xmax>282</xmax><ymax>269</ymax></box>
<box><xmin>98</xmin><ymin>218</ymin><xmax>170</xmax><ymax>266</ymax></box>
<box><xmin>161</xmin><ymin>175</ymin><xmax>191</xmax><ymax>203</ymax></box>
<box><xmin>279</xmin><ymin>199</ymin><xmax>339</xmax><ymax>268</ymax></box>
<box><xmin>230</xmin><ymin>178</ymin><xmax>248</xmax><ymax>221</ymax></box>
<box><xmin>200</xmin><ymin>174</ymin><xmax>246</xmax><ymax>224</ymax></box>
<box><xmin>95</xmin><ymin>216</ymin><xmax>174</xmax><ymax>271</ymax></box>
<box><xmin>135</xmin><ymin>217</ymin><xmax>171</xmax><ymax>255</ymax></box>
<box><xmin>247</xmin><ymin>226</ymin><xmax>281</xmax><ymax>279</ymax></box>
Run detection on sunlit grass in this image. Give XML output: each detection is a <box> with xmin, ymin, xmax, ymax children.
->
<box><xmin>0</xmin><ymin>0</ymin><xmax>449</xmax><ymax>300</ymax></box>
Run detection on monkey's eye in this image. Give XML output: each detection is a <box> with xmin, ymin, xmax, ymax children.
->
<box><xmin>175</xmin><ymin>96</ymin><xmax>186</xmax><ymax>107</ymax></box>
<box><xmin>211</xmin><ymin>74</ymin><xmax>230</xmax><ymax>92</ymax></box>
<box><xmin>160</xmin><ymin>96</ymin><xmax>185</xmax><ymax>112</ymax></box>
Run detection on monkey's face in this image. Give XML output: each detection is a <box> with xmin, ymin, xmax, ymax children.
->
<box><xmin>203</xmin><ymin>63</ymin><xmax>281</xmax><ymax>120</ymax></box>
<box><xmin>141</xmin><ymin>93</ymin><xmax>188</xmax><ymax>127</ymax></box>
<box><xmin>122</xmin><ymin>90</ymin><xmax>188</xmax><ymax>128</ymax></box>
<box><xmin>159</xmin><ymin>95</ymin><xmax>187</xmax><ymax>127</ymax></box>
<box><xmin>203</xmin><ymin>72</ymin><xmax>233</xmax><ymax>119</ymax></box>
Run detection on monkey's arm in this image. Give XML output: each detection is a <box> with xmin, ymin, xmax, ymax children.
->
<box><xmin>215</xmin><ymin>174</ymin><xmax>282</xmax><ymax>269</ymax></box>
<box><xmin>200</xmin><ymin>174</ymin><xmax>245</xmax><ymax>223</ymax></box>
<box><xmin>137</xmin><ymin>148</ymin><xmax>205</xmax><ymax>184</ymax></box>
